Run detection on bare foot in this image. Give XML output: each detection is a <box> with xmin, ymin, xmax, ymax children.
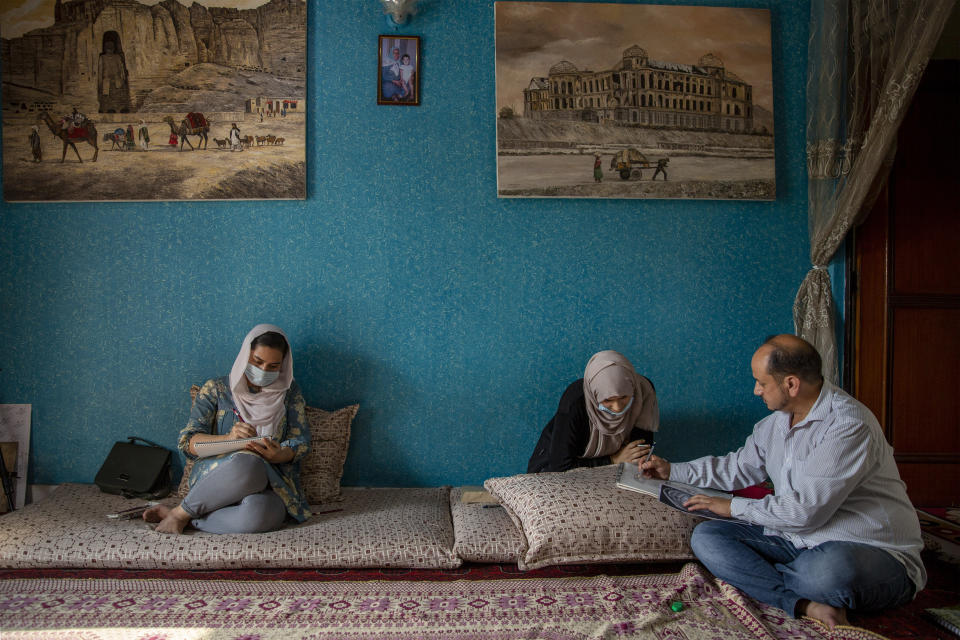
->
<box><xmin>800</xmin><ymin>600</ymin><xmax>849</xmax><ymax>630</ymax></box>
<box><xmin>152</xmin><ymin>505</ymin><xmax>192</xmax><ymax>535</ymax></box>
<box><xmin>142</xmin><ymin>504</ymin><xmax>170</xmax><ymax>523</ymax></box>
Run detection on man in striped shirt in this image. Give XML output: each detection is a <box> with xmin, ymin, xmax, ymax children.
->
<box><xmin>641</xmin><ymin>334</ymin><xmax>925</xmax><ymax>630</ymax></box>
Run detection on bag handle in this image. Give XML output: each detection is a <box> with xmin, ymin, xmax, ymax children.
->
<box><xmin>126</xmin><ymin>436</ymin><xmax>166</xmax><ymax>449</ymax></box>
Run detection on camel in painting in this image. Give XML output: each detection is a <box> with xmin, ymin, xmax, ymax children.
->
<box><xmin>163</xmin><ymin>114</ymin><xmax>209</xmax><ymax>151</ymax></box>
<box><xmin>40</xmin><ymin>110</ymin><xmax>99</xmax><ymax>162</ymax></box>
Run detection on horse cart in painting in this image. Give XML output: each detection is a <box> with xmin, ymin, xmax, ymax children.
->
<box><xmin>609</xmin><ymin>148</ymin><xmax>666</xmax><ymax>180</ymax></box>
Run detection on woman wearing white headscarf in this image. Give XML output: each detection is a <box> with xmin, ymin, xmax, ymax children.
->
<box><xmin>527</xmin><ymin>350</ymin><xmax>659</xmax><ymax>473</ymax></box>
<box><xmin>144</xmin><ymin>324</ymin><xmax>311</xmax><ymax>534</ymax></box>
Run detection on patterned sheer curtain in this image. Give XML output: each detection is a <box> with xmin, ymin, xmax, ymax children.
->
<box><xmin>797</xmin><ymin>0</ymin><xmax>955</xmax><ymax>383</ymax></box>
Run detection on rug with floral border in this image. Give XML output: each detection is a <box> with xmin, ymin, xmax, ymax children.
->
<box><xmin>0</xmin><ymin>562</ymin><xmax>887</xmax><ymax>640</ymax></box>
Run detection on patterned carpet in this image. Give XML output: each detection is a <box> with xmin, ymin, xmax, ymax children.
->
<box><xmin>916</xmin><ymin>508</ymin><xmax>960</xmax><ymax>567</ymax></box>
<box><xmin>0</xmin><ymin>562</ymin><xmax>886</xmax><ymax>640</ymax></box>
<box><xmin>1</xmin><ymin>553</ymin><xmax>956</xmax><ymax>639</ymax></box>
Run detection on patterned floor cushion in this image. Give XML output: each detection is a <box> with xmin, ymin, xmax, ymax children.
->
<box><xmin>450</xmin><ymin>487</ymin><xmax>525</xmax><ymax>563</ymax></box>
<box><xmin>0</xmin><ymin>484</ymin><xmax>460</xmax><ymax>570</ymax></box>
<box><xmin>485</xmin><ymin>465</ymin><xmax>698</xmax><ymax>570</ymax></box>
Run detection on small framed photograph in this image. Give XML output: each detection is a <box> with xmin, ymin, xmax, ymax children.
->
<box><xmin>378</xmin><ymin>35</ymin><xmax>420</xmax><ymax>105</ymax></box>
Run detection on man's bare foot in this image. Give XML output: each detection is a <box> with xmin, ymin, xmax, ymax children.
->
<box><xmin>142</xmin><ymin>504</ymin><xmax>170</xmax><ymax>523</ymax></box>
<box><xmin>799</xmin><ymin>599</ymin><xmax>849</xmax><ymax>629</ymax></box>
<box><xmin>151</xmin><ymin>505</ymin><xmax>192</xmax><ymax>535</ymax></box>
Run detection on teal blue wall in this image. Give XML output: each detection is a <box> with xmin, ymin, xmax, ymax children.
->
<box><xmin>0</xmin><ymin>0</ymin><xmax>811</xmax><ymax>488</ymax></box>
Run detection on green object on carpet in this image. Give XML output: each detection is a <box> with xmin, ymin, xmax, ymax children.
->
<box><xmin>671</xmin><ymin>600</ymin><xmax>684</xmax><ymax>612</ymax></box>
<box><xmin>0</xmin><ymin>562</ymin><xmax>888</xmax><ymax>639</ymax></box>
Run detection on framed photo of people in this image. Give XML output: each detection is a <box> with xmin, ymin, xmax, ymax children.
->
<box><xmin>379</xmin><ymin>35</ymin><xmax>420</xmax><ymax>106</ymax></box>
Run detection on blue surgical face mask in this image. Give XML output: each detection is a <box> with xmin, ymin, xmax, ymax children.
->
<box><xmin>598</xmin><ymin>396</ymin><xmax>633</xmax><ymax>417</ymax></box>
<box><xmin>245</xmin><ymin>363</ymin><xmax>279</xmax><ymax>387</ymax></box>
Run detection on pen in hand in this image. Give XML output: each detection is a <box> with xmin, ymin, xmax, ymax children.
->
<box><xmin>634</xmin><ymin>444</ymin><xmax>655</xmax><ymax>479</ymax></box>
<box><xmin>644</xmin><ymin>444</ymin><xmax>655</xmax><ymax>464</ymax></box>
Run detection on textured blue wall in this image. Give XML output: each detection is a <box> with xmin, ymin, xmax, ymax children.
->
<box><xmin>0</xmin><ymin>0</ymin><xmax>811</xmax><ymax>488</ymax></box>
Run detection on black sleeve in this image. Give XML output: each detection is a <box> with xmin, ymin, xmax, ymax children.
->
<box><xmin>545</xmin><ymin>400</ymin><xmax>588</xmax><ymax>472</ymax></box>
<box><xmin>527</xmin><ymin>381</ymin><xmax>593</xmax><ymax>473</ymax></box>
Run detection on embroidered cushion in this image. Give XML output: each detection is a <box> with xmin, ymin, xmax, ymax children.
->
<box><xmin>300</xmin><ymin>404</ymin><xmax>358</xmax><ymax>504</ymax></box>
<box><xmin>484</xmin><ymin>465</ymin><xmax>697</xmax><ymax>570</ymax></box>
<box><xmin>450</xmin><ymin>487</ymin><xmax>525</xmax><ymax>563</ymax></box>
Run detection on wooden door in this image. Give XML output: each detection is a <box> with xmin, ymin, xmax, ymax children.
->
<box><xmin>851</xmin><ymin>60</ymin><xmax>960</xmax><ymax>507</ymax></box>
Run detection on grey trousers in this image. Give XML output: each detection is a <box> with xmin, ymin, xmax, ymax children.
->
<box><xmin>180</xmin><ymin>453</ymin><xmax>287</xmax><ymax>534</ymax></box>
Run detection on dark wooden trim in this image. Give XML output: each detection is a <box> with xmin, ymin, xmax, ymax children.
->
<box><xmin>884</xmin><ymin>166</ymin><xmax>896</xmax><ymax>444</ymax></box>
<box><xmin>889</xmin><ymin>294</ymin><xmax>960</xmax><ymax>308</ymax></box>
<box><xmin>851</xmin><ymin>184</ymin><xmax>891</xmax><ymax>433</ymax></box>
<box><xmin>895</xmin><ymin>453</ymin><xmax>960</xmax><ymax>464</ymax></box>
<box><xmin>843</xmin><ymin>237</ymin><xmax>855</xmax><ymax>392</ymax></box>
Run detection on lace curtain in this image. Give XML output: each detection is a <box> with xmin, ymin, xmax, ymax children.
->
<box><xmin>798</xmin><ymin>0</ymin><xmax>955</xmax><ymax>383</ymax></box>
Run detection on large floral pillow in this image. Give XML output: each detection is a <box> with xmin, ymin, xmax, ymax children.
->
<box><xmin>484</xmin><ymin>465</ymin><xmax>698</xmax><ymax>570</ymax></box>
<box><xmin>177</xmin><ymin>386</ymin><xmax>357</xmax><ymax>505</ymax></box>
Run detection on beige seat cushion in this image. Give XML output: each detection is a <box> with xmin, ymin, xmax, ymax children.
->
<box><xmin>484</xmin><ymin>465</ymin><xmax>698</xmax><ymax>570</ymax></box>
<box><xmin>177</xmin><ymin>386</ymin><xmax>357</xmax><ymax>505</ymax></box>
<box><xmin>0</xmin><ymin>484</ymin><xmax>460</xmax><ymax>570</ymax></box>
<box><xmin>450</xmin><ymin>486</ymin><xmax>525</xmax><ymax>563</ymax></box>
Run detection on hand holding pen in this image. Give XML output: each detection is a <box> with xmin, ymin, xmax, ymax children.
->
<box><xmin>228</xmin><ymin>407</ymin><xmax>257</xmax><ymax>440</ymax></box>
<box><xmin>639</xmin><ymin>445</ymin><xmax>671</xmax><ymax>480</ymax></box>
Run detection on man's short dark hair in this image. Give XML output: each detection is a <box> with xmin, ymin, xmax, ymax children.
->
<box><xmin>763</xmin><ymin>335</ymin><xmax>823</xmax><ymax>384</ymax></box>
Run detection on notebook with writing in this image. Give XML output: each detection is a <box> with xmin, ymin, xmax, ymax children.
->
<box><xmin>193</xmin><ymin>437</ymin><xmax>267</xmax><ymax>458</ymax></box>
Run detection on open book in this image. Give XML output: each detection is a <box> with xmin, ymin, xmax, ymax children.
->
<box><xmin>615</xmin><ymin>462</ymin><xmax>748</xmax><ymax>523</ymax></box>
<box><xmin>193</xmin><ymin>436</ymin><xmax>267</xmax><ymax>458</ymax></box>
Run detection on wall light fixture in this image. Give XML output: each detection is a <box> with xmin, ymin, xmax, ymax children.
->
<box><xmin>380</xmin><ymin>0</ymin><xmax>419</xmax><ymax>29</ymax></box>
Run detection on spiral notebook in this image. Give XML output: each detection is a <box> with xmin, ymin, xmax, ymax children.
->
<box><xmin>193</xmin><ymin>437</ymin><xmax>267</xmax><ymax>458</ymax></box>
<box><xmin>926</xmin><ymin>604</ymin><xmax>960</xmax><ymax>637</ymax></box>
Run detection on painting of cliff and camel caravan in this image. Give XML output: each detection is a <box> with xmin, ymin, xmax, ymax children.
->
<box><xmin>1</xmin><ymin>0</ymin><xmax>306</xmax><ymax>202</ymax></box>
<box><xmin>495</xmin><ymin>2</ymin><xmax>775</xmax><ymax>200</ymax></box>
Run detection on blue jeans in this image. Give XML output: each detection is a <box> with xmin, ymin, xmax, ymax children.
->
<box><xmin>690</xmin><ymin>520</ymin><xmax>915</xmax><ymax>616</ymax></box>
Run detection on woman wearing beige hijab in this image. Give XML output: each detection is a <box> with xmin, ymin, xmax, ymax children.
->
<box><xmin>527</xmin><ymin>350</ymin><xmax>658</xmax><ymax>473</ymax></box>
<box><xmin>144</xmin><ymin>324</ymin><xmax>311</xmax><ymax>534</ymax></box>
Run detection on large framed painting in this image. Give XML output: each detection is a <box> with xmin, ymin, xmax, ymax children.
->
<box><xmin>1</xmin><ymin>0</ymin><xmax>306</xmax><ymax>202</ymax></box>
<box><xmin>495</xmin><ymin>2</ymin><xmax>775</xmax><ymax>200</ymax></box>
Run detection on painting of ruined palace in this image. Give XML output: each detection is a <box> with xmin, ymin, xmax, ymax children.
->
<box><xmin>1</xmin><ymin>0</ymin><xmax>306</xmax><ymax>201</ymax></box>
<box><xmin>525</xmin><ymin>51</ymin><xmax>756</xmax><ymax>132</ymax></box>
<box><xmin>495</xmin><ymin>2</ymin><xmax>775</xmax><ymax>200</ymax></box>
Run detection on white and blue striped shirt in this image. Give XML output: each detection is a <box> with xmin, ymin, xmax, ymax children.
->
<box><xmin>670</xmin><ymin>381</ymin><xmax>926</xmax><ymax>593</ymax></box>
